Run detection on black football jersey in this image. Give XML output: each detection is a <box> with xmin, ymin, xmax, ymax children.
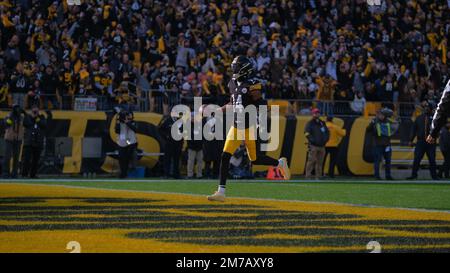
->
<box><xmin>228</xmin><ymin>78</ymin><xmax>264</xmax><ymax>128</ymax></box>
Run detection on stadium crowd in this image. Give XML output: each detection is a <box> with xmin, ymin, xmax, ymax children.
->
<box><xmin>0</xmin><ymin>0</ymin><xmax>447</xmax><ymax>114</ymax></box>
<box><xmin>0</xmin><ymin>0</ymin><xmax>450</xmax><ymax>180</ymax></box>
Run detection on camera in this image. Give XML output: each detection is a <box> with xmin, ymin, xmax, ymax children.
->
<box><xmin>12</xmin><ymin>104</ymin><xmax>24</xmax><ymax>116</ymax></box>
<box><xmin>118</xmin><ymin>110</ymin><xmax>128</xmax><ymax>123</ymax></box>
<box><xmin>114</xmin><ymin>107</ymin><xmax>129</xmax><ymax>123</ymax></box>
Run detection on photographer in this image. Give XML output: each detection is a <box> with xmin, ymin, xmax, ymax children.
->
<box><xmin>366</xmin><ymin>108</ymin><xmax>399</xmax><ymax>180</ymax></box>
<box><xmin>2</xmin><ymin>104</ymin><xmax>24</xmax><ymax>178</ymax></box>
<box><xmin>115</xmin><ymin>109</ymin><xmax>137</xmax><ymax>179</ymax></box>
<box><xmin>21</xmin><ymin>104</ymin><xmax>52</xmax><ymax>178</ymax></box>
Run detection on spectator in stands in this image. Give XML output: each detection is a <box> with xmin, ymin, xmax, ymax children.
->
<box><xmin>35</xmin><ymin>42</ymin><xmax>55</xmax><ymax>67</ymax></box>
<box><xmin>40</xmin><ymin>65</ymin><xmax>60</xmax><ymax>110</ymax></box>
<box><xmin>59</xmin><ymin>59</ymin><xmax>75</xmax><ymax>110</ymax></box>
<box><xmin>408</xmin><ymin>101</ymin><xmax>439</xmax><ymax>180</ymax></box>
<box><xmin>4</xmin><ymin>36</ymin><xmax>21</xmax><ymax>70</ymax></box>
<box><xmin>316</xmin><ymin>74</ymin><xmax>337</xmax><ymax>116</ymax></box>
<box><xmin>0</xmin><ymin>70</ymin><xmax>10</xmax><ymax>108</ymax></box>
<box><xmin>366</xmin><ymin>108</ymin><xmax>399</xmax><ymax>180</ymax></box>
<box><xmin>202</xmin><ymin>73</ymin><xmax>224</xmax><ymax>105</ymax></box>
<box><xmin>438</xmin><ymin>123</ymin><xmax>450</xmax><ymax>179</ymax></box>
<box><xmin>21</xmin><ymin>105</ymin><xmax>52</xmax><ymax>178</ymax></box>
<box><xmin>305</xmin><ymin>108</ymin><xmax>330</xmax><ymax>179</ymax></box>
<box><xmin>9</xmin><ymin>63</ymin><xmax>29</xmax><ymax>109</ymax></box>
<box><xmin>176</xmin><ymin>39</ymin><xmax>196</xmax><ymax>72</ymax></box>
<box><xmin>324</xmin><ymin>116</ymin><xmax>346</xmax><ymax>178</ymax></box>
<box><xmin>0</xmin><ymin>0</ymin><xmax>447</xmax><ymax>116</ymax></box>
<box><xmin>350</xmin><ymin>91</ymin><xmax>366</xmax><ymax>115</ymax></box>
<box><xmin>2</xmin><ymin>105</ymin><xmax>24</xmax><ymax>178</ymax></box>
<box><xmin>27</xmin><ymin>79</ymin><xmax>41</xmax><ymax>109</ymax></box>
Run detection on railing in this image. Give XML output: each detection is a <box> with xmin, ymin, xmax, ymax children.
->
<box><xmin>280</xmin><ymin>99</ymin><xmax>419</xmax><ymax>118</ymax></box>
<box><xmin>1</xmin><ymin>89</ymin><xmax>180</xmax><ymax>114</ymax></box>
<box><xmin>1</xmin><ymin>91</ymin><xmax>423</xmax><ymax>118</ymax></box>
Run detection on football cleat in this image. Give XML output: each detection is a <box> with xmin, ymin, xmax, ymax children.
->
<box><xmin>207</xmin><ymin>191</ymin><xmax>226</xmax><ymax>202</ymax></box>
<box><xmin>278</xmin><ymin>157</ymin><xmax>291</xmax><ymax>180</ymax></box>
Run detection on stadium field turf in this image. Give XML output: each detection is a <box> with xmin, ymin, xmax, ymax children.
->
<box><xmin>2</xmin><ymin>180</ymin><xmax>450</xmax><ymax>253</ymax></box>
<box><xmin>3</xmin><ymin>179</ymin><xmax>450</xmax><ymax>210</ymax></box>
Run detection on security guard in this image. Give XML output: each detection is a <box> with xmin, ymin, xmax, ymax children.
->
<box><xmin>366</xmin><ymin>108</ymin><xmax>399</xmax><ymax>180</ymax></box>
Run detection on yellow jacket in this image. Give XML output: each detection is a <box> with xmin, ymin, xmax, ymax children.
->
<box><xmin>326</xmin><ymin>121</ymin><xmax>346</xmax><ymax>147</ymax></box>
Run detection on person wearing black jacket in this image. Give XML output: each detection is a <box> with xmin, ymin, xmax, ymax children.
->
<box><xmin>40</xmin><ymin>65</ymin><xmax>60</xmax><ymax>110</ymax></box>
<box><xmin>438</xmin><ymin>124</ymin><xmax>450</xmax><ymax>179</ymax></box>
<box><xmin>115</xmin><ymin>110</ymin><xmax>137</xmax><ymax>179</ymax></box>
<box><xmin>428</xmin><ymin>80</ymin><xmax>450</xmax><ymax>144</ymax></box>
<box><xmin>21</xmin><ymin>105</ymin><xmax>52</xmax><ymax>178</ymax></box>
<box><xmin>158</xmin><ymin>113</ymin><xmax>183</xmax><ymax>179</ymax></box>
<box><xmin>305</xmin><ymin>108</ymin><xmax>330</xmax><ymax>179</ymax></box>
<box><xmin>408</xmin><ymin>101</ymin><xmax>438</xmax><ymax>180</ymax></box>
<box><xmin>366</xmin><ymin>108</ymin><xmax>399</xmax><ymax>180</ymax></box>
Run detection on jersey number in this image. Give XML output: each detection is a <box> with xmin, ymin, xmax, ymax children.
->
<box><xmin>232</xmin><ymin>94</ymin><xmax>243</xmax><ymax>110</ymax></box>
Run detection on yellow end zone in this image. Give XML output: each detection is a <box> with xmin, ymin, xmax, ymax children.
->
<box><xmin>1</xmin><ymin>183</ymin><xmax>450</xmax><ymax>253</ymax></box>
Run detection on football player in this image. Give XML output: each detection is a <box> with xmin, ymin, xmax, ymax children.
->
<box><xmin>206</xmin><ymin>56</ymin><xmax>291</xmax><ymax>202</ymax></box>
<box><xmin>428</xmin><ymin>80</ymin><xmax>450</xmax><ymax>144</ymax></box>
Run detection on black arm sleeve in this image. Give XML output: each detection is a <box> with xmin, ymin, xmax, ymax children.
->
<box><xmin>430</xmin><ymin>81</ymin><xmax>450</xmax><ymax>138</ymax></box>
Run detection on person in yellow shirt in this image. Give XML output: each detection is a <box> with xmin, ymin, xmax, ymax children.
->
<box><xmin>316</xmin><ymin>74</ymin><xmax>337</xmax><ymax>115</ymax></box>
<box><xmin>325</xmin><ymin>116</ymin><xmax>346</xmax><ymax>178</ymax></box>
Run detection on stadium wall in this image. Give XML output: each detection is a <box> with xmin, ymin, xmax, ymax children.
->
<box><xmin>0</xmin><ymin>111</ymin><xmax>443</xmax><ymax>176</ymax></box>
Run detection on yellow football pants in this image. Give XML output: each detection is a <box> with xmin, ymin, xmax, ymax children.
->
<box><xmin>223</xmin><ymin>126</ymin><xmax>257</xmax><ymax>161</ymax></box>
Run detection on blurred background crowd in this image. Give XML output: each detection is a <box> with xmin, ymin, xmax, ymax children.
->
<box><xmin>0</xmin><ymin>0</ymin><xmax>448</xmax><ymax>116</ymax></box>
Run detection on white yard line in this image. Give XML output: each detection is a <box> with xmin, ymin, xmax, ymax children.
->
<box><xmin>2</xmin><ymin>182</ymin><xmax>450</xmax><ymax>214</ymax></box>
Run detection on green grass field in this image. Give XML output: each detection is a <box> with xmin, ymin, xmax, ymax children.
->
<box><xmin>4</xmin><ymin>179</ymin><xmax>450</xmax><ymax>211</ymax></box>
